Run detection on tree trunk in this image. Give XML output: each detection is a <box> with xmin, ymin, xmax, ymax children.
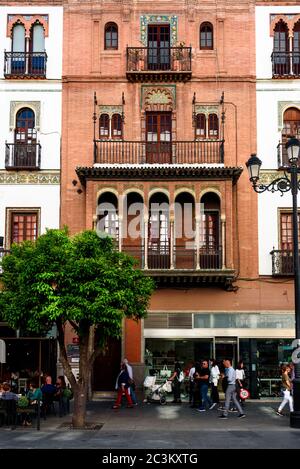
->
<box><xmin>72</xmin><ymin>381</ymin><xmax>89</xmax><ymax>428</ymax></box>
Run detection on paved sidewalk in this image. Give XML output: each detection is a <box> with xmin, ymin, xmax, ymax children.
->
<box><xmin>0</xmin><ymin>400</ymin><xmax>299</xmax><ymax>448</ymax></box>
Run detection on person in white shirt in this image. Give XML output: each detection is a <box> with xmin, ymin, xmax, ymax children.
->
<box><xmin>209</xmin><ymin>359</ymin><xmax>220</xmax><ymax>409</ymax></box>
<box><xmin>188</xmin><ymin>363</ymin><xmax>196</xmax><ymax>405</ymax></box>
<box><xmin>236</xmin><ymin>360</ymin><xmax>246</xmax><ymax>407</ymax></box>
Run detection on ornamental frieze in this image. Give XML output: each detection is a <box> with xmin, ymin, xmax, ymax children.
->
<box><xmin>0</xmin><ymin>170</ymin><xmax>60</xmax><ymax>185</ymax></box>
<box><xmin>140</xmin><ymin>15</ymin><xmax>178</xmax><ymax>46</ymax></box>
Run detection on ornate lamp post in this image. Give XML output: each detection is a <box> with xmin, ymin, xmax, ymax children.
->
<box><xmin>246</xmin><ymin>137</ymin><xmax>300</xmax><ymax>428</ymax></box>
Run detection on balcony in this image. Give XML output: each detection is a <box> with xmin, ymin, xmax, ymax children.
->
<box><xmin>271</xmin><ymin>51</ymin><xmax>300</xmax><ymax>78</ymax></box>
<box><xmin>4</xmin><ymin>51</ymin><xmax>47</xmax><ymax>79</ymax></box>
<box><xmin>126</xmin><ymin>47</ymin><xmax>192</xmax><ymax>82</ymax></box>
<box><xmin>271</xmin><ymin>249</ymin><xmax>295</xmax><ymax>276</ymax></box>
<box><xmin>94</xmin><ymin>140</ymin><xmax>224</xmax><ymax>165</ymax></box>
<box><xmin>121</xmin><ymin>243</ymin><xmax>234</xmax><ymax>288</ymax></box>
<box><xmin>5</xmin><ymin>143</ymin><xmax>41</xmax><ymax>170</ymax></box>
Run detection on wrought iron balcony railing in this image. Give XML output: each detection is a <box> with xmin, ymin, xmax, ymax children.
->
<box><xmin>121</xmin><ymin>243</ymin><xmax>222</xmax><ymax>271</ymax></box>
<box><xmin>271</xmin><ymin>249</ymin><xmax>295</xmax><ymax>276</ymax></box>
<box><xmin>94</xmin><ymin>140</ymin><xmax>224</xmax><ymax>164</ymax></box>
<box><xmin>271</xmin><ymin>51</ymin><xmax>300</xmax><ymax>78</ymax></box>
<box><xmin>126</xmin><ymin>47</ymin><xmax>192</xmax><ymax>82</ymax></box>
<box><xmin>5</xmin><ymin>143</ymin><xmax>41</xmax><ymax>170</ymax></box>
<box><xmin>4</xmin><ymin>51</ymin><xmax>47</xmax><ymax>78</ymax></box>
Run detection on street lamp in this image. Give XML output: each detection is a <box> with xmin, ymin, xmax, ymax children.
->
<box><xmin>246</xmin><ymin>138</ymin><xmax>300</xmax><ymax>428</ymax></box>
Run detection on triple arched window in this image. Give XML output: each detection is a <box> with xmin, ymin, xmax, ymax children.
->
<box><xmin>105</xmin><ymin>22</ymin><xmax>118</xmax><ymax>50</ymax></box>
<box><xmin>99</xmin><ymin>114</ymin><xmax>123</xmax><ymax>139</ymax></box>
<box><xmin>200</xmin><ymin>22</ymin><xmax>213</xmax><ymax>50</ymax></box>
<box><xmin>195</xmin><ymin>113</ymin><xmax>219</xmax><ymax>139</ymax></box>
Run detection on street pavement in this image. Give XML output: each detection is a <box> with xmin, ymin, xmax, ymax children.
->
<box><xmin>0</xmin><ymin>398</ymin><xmax>300</xmax><ymax>449</ymax></box>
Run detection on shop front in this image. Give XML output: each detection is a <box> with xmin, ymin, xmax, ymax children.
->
<box><xmin>144</xmin><ymin>311</ymin><xmax>295</xmax><ymax>398</ymax></box>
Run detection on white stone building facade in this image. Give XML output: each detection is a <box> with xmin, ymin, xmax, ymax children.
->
<box><xmin>0</xmin><ymin>4</ymin><xmax>62</xmax><ymax>251</ymax></box>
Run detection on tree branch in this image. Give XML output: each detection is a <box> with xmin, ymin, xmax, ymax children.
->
<box><xmin>68</xmin><ymin>319</ymin><xmax>79</xmax><ymax>333</ymax></box>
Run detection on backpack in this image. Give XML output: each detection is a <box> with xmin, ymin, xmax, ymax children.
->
<box><xmin>178</xmin><ymin>371</ymin><xmax>185</xmax><ymax>382</ymax></box>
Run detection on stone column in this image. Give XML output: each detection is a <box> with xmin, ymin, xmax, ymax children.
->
<box><xmin>170</xmin><ymin>218</ymin><xmax>175</xmax><ymax>269</ymax></box>
<box><xmin>195</xmin><ymin>216</ymin><xmax>200</xmax><ymax>270</ymax></box>
<box><xmin>221</xmin><ymin>214</ymin><xmax>226</xmax><ymax>269</ymax></box>
<box><xmin>144</xmin><ymin>216</ymin><xmax>148</xmax><ymax>269</ymax></box>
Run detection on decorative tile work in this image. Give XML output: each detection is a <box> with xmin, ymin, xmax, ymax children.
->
<box><xmin>278</xmin><ymin>101</ymin><xmax>300</xmax><ymax>130</ymax></box>
<box><xmin>141</xmin><ymin>85</ymin><xmax>176</xmax><ymax>109</ymax></box>
<box><xmin>0</xmin><ymin>170</ymin><xmax>60</xmax><ymax>185</ymax></box>
<box><xmin>259</xmin><ymin>170</ymin><xmax>300</xmax><ymax>185</ymax></box>
<box><xmin>195</xmin><ymin>105</ymin><xmax>219</xmax><ymax>116</ymax></box>
<box><xmin>98</xmin><ymin>105</ymin><xmax>123</xmax><ymax>117</ymax></box>
<box><xmin>140</xmin><ymin>15</ymin><xmax>178</xmax><ymax>46</ymax></box>
<box><xmin>10</xmin><ymin>101</ymin><xmax>41</xmax><ymax>130</ymax></box>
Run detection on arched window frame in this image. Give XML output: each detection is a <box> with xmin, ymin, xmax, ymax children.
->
<box><xmin>274</xmin><ymin>20</ymin><xmax>289</xmax><ymax>53</ymax></box>
<box><xmin>15</xmin><ymin>107</ymin><xmax>36</xmax><ymax>142</ymax></box>
<box><xmin>111</xmin><ymin>114</ymin><xmax>123</xmax><ymax>139</ymax></box>
<box><xmin>104</xmin><ymin>22</ymin><xmax>118</xmax><ymax>50</ymax></box>
<box><xmin>195</xmin><ymin>113</ymin><xmax>206</xmax><ymax>138</ymax></box>
<box><xmin>208</xmin><ymin>113</ymin><xmax>219</xmax><ymax>139</ymax></box>
<box><xmin>99</xmin><ymin>114</ymin><xmax>110</xmax><ymax>138</ymax></box>
<box><xmin>200</xmin><ymin>22</ymin><xmax>213</xmax><ymax>50</ymax></box>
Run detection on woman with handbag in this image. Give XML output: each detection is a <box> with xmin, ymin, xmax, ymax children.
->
<box><xmin>168</xmin><ymin>362</ymin><xmax>182</xmax><ymax>403</ymax></box>
<box><xmin>236</xmin><ymin>360</ymin><xmax>246</xmax><ymax>407</ymax></box>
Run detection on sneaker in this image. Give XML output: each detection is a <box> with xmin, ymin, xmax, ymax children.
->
<box><xmin>112</xmin><ymin>405</ymin><xmax>120</xmax><ymax>409</ymax></box>
<box><xmin>218</xmin><ymin>406</ymin><xmax>225</xmax><ymax>411</ymax></box>
<box><xmin>229</xmin><ymin>408</ymin><xmax>238</xmax><ymax>412</ymax></box>
<box><xmin>209</xmin><ymin>403</ymin><xmax>217</xmax><ymax>410</ymax></box>
<box><xmin>276</xmin><ymin>410</ymin><xmax>284</xmax><ymax>416</ymax></box>
<box><xmin>196</xmin><ymin>408</ymin><xmax>206</xmax><ymax>412</ymax></box>
<box><xmin>238</xmin><ymin>413</ymin><xmax>246</xmax><ymax>419</ymax></box>
<box><xmin>219</xmin><ymin>415</ymin><xmax>228</xmax><ymax>419</ymax></box>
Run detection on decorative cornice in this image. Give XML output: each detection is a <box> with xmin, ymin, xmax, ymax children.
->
<box><xmin>259</xmin><ymin>169</ymin><xmax>300</xmax><ymax>185</ymax></box>
<box><xmin>76</xmin><ymin>165</ymin><xmax>243</xmax><ymax>185</ymax></box>
<box><xmin>0</xmin><ymin>170</ymin><xmax>60</xmax><ymax>185</ymax></box>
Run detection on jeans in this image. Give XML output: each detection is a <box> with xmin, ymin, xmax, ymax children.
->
<box><xmin>129</xmin><ymin>385</ymin><xmax>137</xmax><ymax>404</ymax></box>
<box><xmin>223</xmin><ymin>384</ymin><xmax>243</xmax><ymax>416</ymax></box>
<box><xmin>199</xmin><ymin>384</ymin><xmax>212</xmax><ymax>409</ymax></box>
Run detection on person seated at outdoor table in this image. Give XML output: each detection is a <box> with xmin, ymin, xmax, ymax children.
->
<box><xmin>22</xmin><ymin>381</ymin><xmax>42</xmax><ymax>426</ymax></box>
<box><xmin>41</xmin><ymin>376</ymin><xmax>56</xmax><ymax>416</ymax></box>
<box><xmin>0</xmin><ymin>383</ymin><xmax>19</xmax><ymax>401</ymax></box>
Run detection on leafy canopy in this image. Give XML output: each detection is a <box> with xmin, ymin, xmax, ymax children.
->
<box><xmin>0</xmin><ymin>229</ymin><xmax>154</xmax><ymax>338</ymax></box>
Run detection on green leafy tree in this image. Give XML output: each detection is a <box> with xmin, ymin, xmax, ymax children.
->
<box><xmin>0</xmin><ymin>229</ymin><xmax>154</xmax><ymax>427</ymax></box>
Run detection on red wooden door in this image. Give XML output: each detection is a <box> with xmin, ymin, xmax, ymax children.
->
<box><xmin>14</xmin><ymin>108</ymin><xmax>36</xmax><ymax>167</ymax></box>
<box><xmin>147</xmin><ymin>25</ymin><xmax>170</xmax><ymax>70</ymax></box>
<box><xmin>146</xmin><ymin>112</ymin><xmax>172</xmax><ymax>163</ymax></box>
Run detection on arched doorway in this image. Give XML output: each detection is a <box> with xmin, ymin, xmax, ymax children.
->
<box><xmin>148</xmin><ymin>192</ymin><xmax>170</xmax><ymax>269</ymax></box>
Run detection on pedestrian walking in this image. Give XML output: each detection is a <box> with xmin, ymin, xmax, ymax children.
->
<box><xmin>209</xmin><ymin>359</ymin><xmax>220</xmax><ymax>409</ymax></box>
<box><xmin>219</xmin><ymin>358</ymin><xmax>246</xmax><ymax>419</ymax></box>
<box><xmin>276</xmin><ymin>364</ymin><xmax>294</xmax><ymax>416</ymax></box>
<box><xmin>236</xmin><ymin>360</ymin><xmax>246</xmax><ymax>407</ymax></box>
<box><xmin>168</xmin><ymin>362</ymin><xmax>182</xmax><ymax>403</ymax></box>
<box><xmin>197</xmin><ymin>359</ymin><xmax>212</xmax><ymax>412</ymax></box>
<box><xmin>188</xmin><ymin>362</ymin><xmax>196</xmax><ymax>405</ymax></box>
<box><xmin>112</xmin><ymin>363</ymin><xmax>134</xmax><ymax>409</ymax></box>
<box><xmin>122</xmin><ymin>358</ymin><xmax>138</xmax><ymax>405</ymax></box>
